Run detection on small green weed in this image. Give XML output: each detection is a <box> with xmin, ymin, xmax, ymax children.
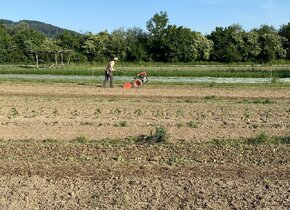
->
<box><xmin>11</xmin><ymin>107</ymin><xmax>19</xmax><ymax>116</ymax></box>
<box><xmin>187</xmin><ymin>121</ymin><xmax>198</xmax><ymax>128</ymax></box>
<box><xmin>94</xmin><ymin>108</ymin><xmax>101</xmax><ymax>117</ymax></box>
<box><xmin>119</xmin><ymin>121</ymin><xmax>128</xmax><ymax>127</ymax></box>
<box><xmin>111</xmin><ymin>108</ymin><xmax>121</xmax><ymax>115</ymax></box>
<box><xmin>175</xmin><ymin>110</ymin><xmax>184</xmax><ymax>117</ymax></box>
<box><xmin>52</xmin><ymin>108</ymin><xmax>59</xmax><ymax>117</ymax></box>
<box><xmin>113</xmin><ymin>121</ymin><xmax>128</xmax><ymax>127</ymax></box>
<box><xmin>134</xmin><ymin>109</ymin><xmax>143</xmax><ymax>116</ymax></box>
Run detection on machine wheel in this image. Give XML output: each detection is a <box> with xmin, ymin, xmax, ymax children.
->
<box><xmin>132</xmin><ymin>79</ymin><xmax>143</xmax><ymax>88</ymax></box>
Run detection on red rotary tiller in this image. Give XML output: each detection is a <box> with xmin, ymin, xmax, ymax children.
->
<box><xmin>123</xmin><ymin>72</ymin><xmax>148</xmax><ymax>89</ymax></box>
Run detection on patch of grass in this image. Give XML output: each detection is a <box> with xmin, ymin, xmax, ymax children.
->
<box><xmin>137</xmin><ymin>126</ymin><xmax>169</xmax><ymax>143</ymax></box>
<box><xmin>253</xmin><ymin>99</ymin><xmax>275</xmax><ymax>104</ymax></box>
<box><xmin>134</xmin><ymin>109</ymin><xmax>143</xmax><ymax>116</ymax></box>
<box><xmin>246</xmin><ymin>132</ymin><xmax>270</xmax><ymax>145</ymax></box>
<box><xmin>239</xmin><ymin>99</ymin><xmax>276</xmax><ymax>104</ymax></box>
<box><xmin>204</xmin><ymin>95</ymin><xmax>216</xmax><ymax>100</ymax></box>
<box><xmin>71</xmin><ymin>136</ymin><xmax>88</xmax><ymax>144</ymax></box>
<box><xmin>113</xmin><ymin>121</ymin><xmax>128</xmax><ymax>127</ymax></box>
<box><xmin>111</xmin><ymin>108</ymin><xmax>122</xmax><ymax>115</ymax></box>
<box><xmin>209</xmin><ymin>82</ymin><xmax>216</xmax><ymax>87</ymax></box>
<box><xmin>108</xmin><ymin>98</ymin><xmax>117</xmax><ymax>102</ymax></box>
<box><xmin>274</xmin><ymin>134</ymin><xmax>290</xmax><ymax>144</ymax></box>
<box><xmin>175</xmin><ymin>110</ymin><xmax>184</xmax><ymax>117</ymax></box>
<box><xmin>42</xmin><ymin>138</ymin><xmax>58</xmax><ymax>144</ymax></box>
<box><xmin>119</xmin><ymin>121</ymin><xmax>128</xmax><ymax>127</ymax></box>
<box><xmin>187</xmin><ymin>121</ymin><xmax>198</xmax><ymax>128</ymax></box>
<box><xmin>210</xmin><ymin>139</ymin><xmax>227</xmax><ymax>147</ymax></box>
<box><xmin>152</xmin><ymin>110</ymin><xmax>164</xmax><ymax>118</ymax></box>
<box><xmin>209</xmin><ymin>133</ymin><xmax>289</xmax><ymax>147</ymax></box>
<box><xmin>1</xmin><ymin>65</ymin><xmax>290</xmax><ymax>78</ymax></box>
<box><xmin>11</xmin><ymin>107</ymin><xmax>19</xmax><ymax>116</ymax></box>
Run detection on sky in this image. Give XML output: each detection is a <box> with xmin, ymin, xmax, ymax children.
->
<box><xmin>0</xmin><ymin>0</ymin><xmax>289</xmax><ymax>35</ymax></box>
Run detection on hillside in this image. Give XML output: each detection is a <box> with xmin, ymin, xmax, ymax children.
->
<box><xmin>0</xmin><ymin>19</ymin><xmax>79</xmax><ymax>37</ymax></box>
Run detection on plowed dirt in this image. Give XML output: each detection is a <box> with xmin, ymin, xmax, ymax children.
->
<box><xmin>0</xmin><ymin>82</ymin><xmax>289</xmax><ymax>209</ymax></box>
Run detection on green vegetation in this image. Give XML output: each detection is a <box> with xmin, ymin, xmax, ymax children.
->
<box><xmin>137</xmin><ymin>126</ymin><xmax>169</xmax><ymax>143</ymax></box>
<box><xmin>7</xmin><ymin>132</ymin><xmax>288</xmax><ymax>147</ymax></box>
<box><xmin>0</xmin><ymin>65</ymin><xmax>289</xmax><ymax>78</ymax></box>
<box><xmin>10</xmin><ymin>107</ymin><xmax>19</xmax><ymax>117</ymax></box>
<box><xmin>1</xmin><ymin>12</ymin><xmax>290</xmax><ymax>64</ymax></box>
<box><xmin>210</xmin><ymin>133</ymin><xmax>290</xmax><ymax>147</ymax></box>
<box><xmin>238</xmin><ymin>99</ymin><xmax>276</xmax><ymax>104</ymax></box>
<box><xmin>187</xmin><ymin>121</ymin><xmax>198</xmax><ymax>128</ymax></box>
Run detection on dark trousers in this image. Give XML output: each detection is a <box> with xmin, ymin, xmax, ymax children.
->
<box><xmin>103</xmin><ymin>70</ymin><xmax>113</xmax><ymax>87</ymax></box>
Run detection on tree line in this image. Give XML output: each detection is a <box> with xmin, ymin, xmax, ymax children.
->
<box><xmin>1</xmin><ymin>11</ymin><xmax>290</xmax><ymax>64</ymax></box>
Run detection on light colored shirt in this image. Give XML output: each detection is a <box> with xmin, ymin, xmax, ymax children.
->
<box><xmin>106</xmin><ymin>61</ymin><xmax>116</xmax><ymax>72</ymax></box>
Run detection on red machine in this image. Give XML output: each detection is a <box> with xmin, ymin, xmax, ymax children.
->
<box><xmin>123</xmin><ymin>72</ymin><xmax>148</xmax><ymax>89</ymax></box>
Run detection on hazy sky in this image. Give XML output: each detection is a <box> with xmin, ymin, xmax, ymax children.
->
<box><xmin>1</xmin><ymin>0</ymin><xmax>289</xmax><ymax>35</ymax></box>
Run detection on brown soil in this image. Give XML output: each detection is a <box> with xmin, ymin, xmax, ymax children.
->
<box><xmin>0</xmin><ymin>82</ymin><xmax>289</xmax><ymax>209</ymax></box>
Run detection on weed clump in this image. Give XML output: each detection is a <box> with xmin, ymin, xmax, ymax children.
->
<box><xmin>71</xmin><ymin>136</ymin><xmax>88</xmax><ymax>144</ymax></box>
<box><xmin>137</xmin><ymin>126</ymin><xmax>169</xmax><ymax>143</ymax></box>
<box><xmin>246</xmin><ymin>132</ymin><xmax>269</xmax><ymax>145</ymax></box>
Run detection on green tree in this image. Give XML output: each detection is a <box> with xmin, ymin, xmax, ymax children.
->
<box><xmin>163</xmin><ymin>25</ymin><xmax>194</xmax><ymax>62</ymax></box>
<box><xmin>11</xmin><ymin>22</ymin><xmax>45</xmax><ymax>62</ymax></box>
<box><xmin>253</xmin><ymin>25</ymin><xmax>286</xmax><ymax>61</ymax></box>
<box><xmin>162</xmin><ymin>25</ymin><xmax>212</xmax><ymax>62</ymax></box>
<box><xmin>279</xmin><ymin>23</ymin><xmax>290</xmax><ymax>59</ymax></box>
<box><xmin>0</xmin><ymin>24</ymin><xmax>14</xmax><ymax>62</ymax></box>
<box><xmin>57</xmin><ymin>30</ymin><xmax>86</xmax><ymax>62</ymax></box>
<box><xmin>108</xmin><ymin>28</ymin><xmax>127</xmax><ymax>60</ymax></box>
<box><xmin>208</xmin><ymin>24</ymin><xmax>245</xmax><ymax>62</ymax></box>
<box><xmin>146</xmin><ymin>11</ymin><xmax>169</xmax><ymax>38</ymax></box>
<box><xmin>192</xmin><ymin>32</ymin><xmax>213</xmax><ymax>61</ymax></box>
<box><xmin>146</xmin><ymin>11</ymin><xmax>169</xmax><ymax>61</ymax></box>
<box><xmin>81</xmin><ymin>32</ymin><xmax>98</xmax><ymax>61</ymax></box>
<box><xmin>57</xmin><ymin>30</ymin><xmax>82</xmax><ymax>50</ymax></box>
<box><xmin>93</xmin><ymin>31</ymin><xmax>111</xmax><ymax>62</ymax></box>
<box><xmin>242</xmin><ymin>31</ymin><xmax>261</xmax><ymax>61</ymax></box>
<box><xmin>125</xmin><ymin>27</ymin><xmax>148</xmax><ymax>62</ymax></box>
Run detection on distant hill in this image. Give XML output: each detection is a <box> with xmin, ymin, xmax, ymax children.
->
<box><xmin>0</xmin><ymin>19</ymin><xmax>80</xmax><ymax>37</ymax></box>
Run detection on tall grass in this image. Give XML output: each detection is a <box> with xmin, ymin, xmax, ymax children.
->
<box><xmin>0</xmin><ymin>64</ymin><xmax>289</xmax><ymax>78</ymax></box>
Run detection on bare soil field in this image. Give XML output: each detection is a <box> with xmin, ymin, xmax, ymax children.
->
<box><xmin>0</xmin><ymin>82</ymin><xmax>289</xmax><ymax>209</ymax></box>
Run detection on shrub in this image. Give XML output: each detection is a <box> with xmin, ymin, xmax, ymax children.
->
<box><xmin>137</xmin><ymin>126</ymin><xmax>169</xmax><ymax>143</ymax></box>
